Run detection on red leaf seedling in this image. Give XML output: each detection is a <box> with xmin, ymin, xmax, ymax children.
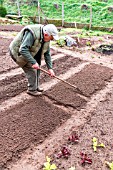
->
<box><xmin>80</xmin><ymin>152</ymin><xmax>92</xmax><ymax>165</ymax></box>
<box><xmin>57</xmin><ymin>146</ymin><xmax>71</xmax><ymax>159</ymax></box>
<box><xmin>68</xmin><ymin>133</ymin><xmax>79</xmax><ymax>143</ymax></box>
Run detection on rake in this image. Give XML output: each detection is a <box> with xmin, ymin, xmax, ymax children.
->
<box><xmin>40</xmin><ymin>68</ymin><xmax>77</xmax><ymax>89</ymax></box>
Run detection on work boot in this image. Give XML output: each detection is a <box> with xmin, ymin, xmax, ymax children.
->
<box><xmin>37</xmin><ymin>87</ymin><xmax>44</xmax><ymax>92</ymax></box>
<box><xmin>27</xmin><ymin>90</ymin><xmax>42</xmax><ymax>96</ymax></box>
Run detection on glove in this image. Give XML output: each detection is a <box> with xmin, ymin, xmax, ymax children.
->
<box><xmin>48</xmin><ymin>69</ymin><xmax>55</xmax><ymax>77</ymax></box>
<box><xmin>32</xmin><ymin>63</ymin><xmax>40</xmax><ymax>70</ymax></box>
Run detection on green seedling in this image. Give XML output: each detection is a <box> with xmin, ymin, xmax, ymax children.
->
<box><xmin>43</xmin><ymin>156</ymin><xmax>57</xmax><ymax>170</ymax></box>
<box><xmin>92</xmin><ymin>137</ymin><xmax>105</xmax><ymax>152</ymax></box>
<box><xmin>106</xmin><ymin>161</ymin><xmax>113</xmax><ymax>170</ymax></box>
<box><xmin>57</xmin><ymin>39</ymin><xmax>66</xmax><ymax>47</ymax></box>
<box><xmin>86</xmin><ymin>41</ymin><xmax>92</xmax><ymax>46</ymax></box>
<box><xmin>91</xmin><ymin>55</ymin><xmax>95</xmax><ymax>58</ymax></box>
<box><xmin>99</xmin><ymin>38</ymin><xmax>104</xmax><ymax>41</ymax></box>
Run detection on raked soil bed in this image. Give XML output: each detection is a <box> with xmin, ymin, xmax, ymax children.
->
<box><xmin>0</xmin><ymin>24</ymin><xmax>113</xmax><ymax>170</ymax></box>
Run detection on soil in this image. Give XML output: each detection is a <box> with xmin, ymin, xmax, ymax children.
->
<box><xmin>0</xmin><ymin>25</ymin><xmax>113</xmax><ymax>170</ymax></box>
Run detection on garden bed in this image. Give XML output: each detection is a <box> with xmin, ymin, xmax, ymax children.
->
<box><xmin>0</xmin><ymin>25</ymin><xmax>113</xmax><ymax>170</ymax></box>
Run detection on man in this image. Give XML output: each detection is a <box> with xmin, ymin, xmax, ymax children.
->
<box><xmin>9</xmin><ymin>24</ymin><xmax>59</xmax><ymax>96</ymax></box>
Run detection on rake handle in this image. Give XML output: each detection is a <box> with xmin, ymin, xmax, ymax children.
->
<box><xmin>40</xmin><ymin>68</ymin><xmax>77</xmax><ymax>89</ymax></box>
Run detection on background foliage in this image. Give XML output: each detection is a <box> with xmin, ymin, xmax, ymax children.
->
<box><xmin>3</xmin><ymin>0</ymin><xmax>113</xmax><ymax>27</ymax></box>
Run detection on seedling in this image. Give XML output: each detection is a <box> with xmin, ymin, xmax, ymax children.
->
<box><xmin>99</xmin><ymin>38</ymin><xmax>104</xmax><ymax>41</ymax></box>
<box><xmin>57</xmin><ymin>146</ymin><xmax>71</xmax><ymax>159</ymax></box>
<box><xmin>106</xmin><ymin>161</ymin><xmax>113</xmax><ymax>170</ymax></box>
<box><xmin>92</xmin><ymin>137</ymin><xmax>105</xmax><ymax>152</ymax></box>
<box><xmin>80</xmin><ymin>152</ymin><xmax>92</xmax><ymax>165</ymax></box>
<box><xmin>91</xmin><ymin>55</ymin><xmax>95</xmax><ymax>58</ymax></box>
<box><xmin>57</xmin><ymin>39</ymin><xmax>65</xmax><ymax>47</ymax></box>
<box><xmin>68</xmin><ymin>133</ymin><xmax>79</xmax><ymax>143</ymax></box>
<box><xmin>86</xmin><ymin>41</ymin><xmax>92</xmax><ymax>46</ymax></box>
<box><xmin>43</xmin><ymin>156</ymin><xmax>57</xmax><ymax>170</ymax></box>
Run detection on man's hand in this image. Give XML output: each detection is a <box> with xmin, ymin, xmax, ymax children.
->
<box><xmin>48</xmin><ymin>69</ymin><xmax>55</xmax><ymax>77</ymax></box>
<box><xmin>32</xmin><ymin>63</ymin><xmax>40</xmax><ymax>69</ymax></box>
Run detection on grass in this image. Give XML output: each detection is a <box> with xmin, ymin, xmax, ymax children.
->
<box><xmin>3</xmin><ymin>0</ymin><xmax>113</xmax><ymax>28</ymax></box>
<box><xmin>59</xmin><ymin>28</ymin><xmax>113</xmax><ymax>37</ymax></box>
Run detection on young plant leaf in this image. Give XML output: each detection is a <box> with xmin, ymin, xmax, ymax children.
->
<box><xmin>92</xmin><ymin>137</ymin><xmax>105</xmax><ymax>152</ymax></box>
<box><xmin>68</xmin><ymin>133</ymin><xmax>79</xmax><ymax>143</ymax></box>
<box><xmin>106</xmin><ymin>161</ymin><xmax>113</xmax><ymax>170</ymax></box>
<box><xmin>43</xmin><ymin>156</ymin><xmax>57</xmax><ymax>170</ymax></box>
<box><xmin>80</xmin><ymin>152</ymin><xmax>92</xmax><ymax>165</ymax></box>
<box><xmin>92</xmin><ymin>137</ymin><xmax>98</xmax><ymax>151</ymax></box>
<box><xmin>43</xmin><ymin>162</ymin><xmax>50</xmax><ymax>170</ymax></box>
<box><xmin>50</xmin><ymin>164</ymin><xmax>57</xmax><ymax>170</ymax></box>
<box><xmin>46</xmin><ymin>156</ymin><xmax>51</xmax><ymax>163</ymax></box>
<box><xmin>57</xmin><ymin>146</ymin><xmax>71</xmax><ymax>159</ymax></box>
<box><xmin>98</xmin><ymin>143</ymin><xmax>105</xmax><ymax>147</ymax></box>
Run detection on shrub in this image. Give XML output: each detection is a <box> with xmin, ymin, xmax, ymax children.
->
<box><xmin>0</xmin><ymin>0</ymin><xmax>4</xmax><ymax>6</ymax></box>
<box><xmin>0</xmin><ymin>6</ymin><xmax>7</xmax><ymax>17</ymax></box>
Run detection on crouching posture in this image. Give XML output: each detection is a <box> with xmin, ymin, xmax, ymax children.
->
<box><xmin>9</xmin><ymin>24</ymin><xmax>59</xmax><ymax>96</ymax></box>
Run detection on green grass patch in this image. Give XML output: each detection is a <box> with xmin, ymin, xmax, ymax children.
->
<box><xmin>3</xmin><ymin>0</ymin><xmax>113</xmax><ymax>28</ymax></box>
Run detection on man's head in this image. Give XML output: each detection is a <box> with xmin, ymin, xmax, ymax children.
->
<box><xmin>43</xmin><ymin>24</ymin><xmax>59</xmax><ymax>42</ymax></box>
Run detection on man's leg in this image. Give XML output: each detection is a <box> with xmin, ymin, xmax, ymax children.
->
<box><xmin>22</xmin><ymin>63</ymin><xmax>42</xmax><ymax>96</ymax></box>
<box><xmin>37</xmin><ymin>69</ymin><xmax>44</xmax><ymax>92</ymax></box>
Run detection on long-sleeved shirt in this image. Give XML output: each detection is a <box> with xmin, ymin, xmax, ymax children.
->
<box><xmin>19</xmin><ymin>30</ymin><xmax>52</xmax><ymax>69</ymax></box>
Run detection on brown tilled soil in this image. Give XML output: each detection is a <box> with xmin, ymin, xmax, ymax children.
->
<box><xmin>0</xmin><ymin>24</ymin><xmax>113</xmax><ymax>170</ymax></box>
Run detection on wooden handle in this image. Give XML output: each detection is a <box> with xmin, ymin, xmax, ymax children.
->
<box><xmin>40</xmin><ymin>68</ymin><xmax>77</xmax><ymax>89</ymax></box>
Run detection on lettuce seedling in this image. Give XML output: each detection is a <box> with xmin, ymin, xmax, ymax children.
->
<box><xmin>68</xmin><ymin>133</ymin><xmax>79</xmax><ymax>143</ymax></box>
<box><xmin>43</xmin><ymin>156</ymin><xmax>57</xmax><ymax>170</ymax></box>
<box><xmin>57</xmin><ymin>39</ymin><xmax>66</xmax><ymax>47</ymax></box>
<box><xmin>106</xmin><ymin>161</ymin><xmax>113</xmax><ymax>170</ymax></box>
<box><xmin>80</xmin><ymin>152</ymin><xmax>92</xmax><ymax>165</ymax></box>
<box><xmin>57</xmin><ymin>146</ymin><xmax>71</xmax><ymax>159</ymax></box>
<box><xmin>92</xmin><ymin>137</ymin><xmax>105</xmax><ymax>152</ymax></box>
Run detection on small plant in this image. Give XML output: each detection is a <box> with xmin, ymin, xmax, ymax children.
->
<box><xmin>68</xmin><ymin>133</ymin><xmax>79</xmax><ymax>143</ymax></box>
<box><xmin>99</xmin><ymin>37</ymin><xmax>104</xmax><ymax>41</ymax></box>
<box><xmin>92</xmin><ymin>137</ymin><xmax>105</xmax><ymax>152</ymax></box>
<box><xmin>80</xmin><ymin>152</ymin><xmax>92</xmax><ymax>165</ymax></box>
<box><xmin>57</xmin><ymin>39</ymin><xmax>66</xmax><ymax>47</ymax></box>
<box><xmin>86</xmin><ymin>41</ymin><xmax>92</xmax><ymax>46</ymax></box>
<box><xmin>43</xmin><ymin>156</ymin><xmax>57</xmax><ymax>170</ymax></box>
<box><xmin>91</xmin><ymin>55</ymin><xmax>95</xmax><ymax>58</ymax></box>
<box><xmin>57</xmin><ymin>146</ymin><xmax>71</xmax><ymax>159</ymax></box>
<box><xmin>0</xmin><ymin>6</ymin><xmax>7</xmax><ymax>17</ymax></box>
<box><xmin>106</xmin><ymin>161</ymin><xmax>113</xmax><ymax>170</ymax></box>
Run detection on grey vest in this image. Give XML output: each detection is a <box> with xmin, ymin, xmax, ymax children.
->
<box><xmin>9</xmin><ymin>24</ymin><xmax>50</xmax><ymax>67</ymax></box>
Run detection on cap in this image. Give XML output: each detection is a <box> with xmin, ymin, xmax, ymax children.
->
<box><xmin>43</xmin><ymin>24</ymin><xmax>59</xmax><ymax>40</ymax></box>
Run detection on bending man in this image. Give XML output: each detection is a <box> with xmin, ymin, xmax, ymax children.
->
<box><xmin>9</xmin><ymin>24</ymin><xmax>59</xmax><ymax>96</ymax></box>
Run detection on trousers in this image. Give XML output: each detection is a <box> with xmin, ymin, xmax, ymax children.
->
<box><xmin>10</xmin><ymin>50</ymin><xmax>41</xmax><ymax>91</ymax></box>
<box><xmin>22</xmin><ymin>63</ymin><xmax>40</xmax><ymax>91</ymax></box>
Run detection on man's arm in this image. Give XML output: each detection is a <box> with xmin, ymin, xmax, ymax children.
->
<box><xmin>44</xmin><ymin>48</ymin><xmax>55</xmax><ymax>77</ymax></box>
<box><xmin>19</xmin><ymin>30</ymin><xmax>37</xmax><ymax>65</ymax></box>
<box><xmin>44</xmin><ymin>47</ymin><xmax>52</xmax><ymax>69</ymax></box>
